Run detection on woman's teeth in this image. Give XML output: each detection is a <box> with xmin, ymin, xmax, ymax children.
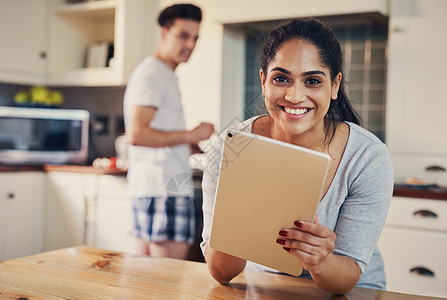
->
<box><xmin>284</xmin><ymin>107</ymin><xmax>308</xmax><ymax>115</ymax></box>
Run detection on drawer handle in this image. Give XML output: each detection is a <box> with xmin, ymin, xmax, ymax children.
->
<box><xmin>410</xmin><ymin>267</ymin><xmax>435</xmax><ymax>278</ymax></box>
<box><xmin>425</xmin><ymin>165</ymin><xmax>446</xmax><ymax>172</ymax></box>
<box><xmin>413</xmin><ymin>209</ymin><xmax>438</xmax><ymax>219</ymax></box>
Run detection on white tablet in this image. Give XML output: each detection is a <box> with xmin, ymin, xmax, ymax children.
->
<box><xmin>209</xmin><ymin>129</ymin><xmax>331</xmax><ymax>276</ymax></box>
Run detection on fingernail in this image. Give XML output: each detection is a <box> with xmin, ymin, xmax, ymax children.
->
<box><xmin>294</xmin><ymin>221</ymin><xmax>302</xmax><ymax>228</ymax></box>
<box><xmin>276</xmin><ymin>238</ymin><xmax>286</xmax><ymax>245</ymax></box>
<box><xmin>283</xmin><ymin>247</ymin><xmax>291</xmax><ymax>252</ymax></box>
<box><xmin>279</xmin><ymin>230</ymin><xmax>288</xmax><ymax>237</ymax></box>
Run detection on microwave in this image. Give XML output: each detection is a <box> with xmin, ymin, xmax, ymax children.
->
<box><xmin>0</xmin><ymin>106</ymin><xmax>89</xmax><ymax>165</ymax></box>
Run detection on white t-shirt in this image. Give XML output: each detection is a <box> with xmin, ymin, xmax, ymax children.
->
<box><xmin>123</xmin><ymin>57</ymin><xmax>193</xmax><ymax>198</ymax></box>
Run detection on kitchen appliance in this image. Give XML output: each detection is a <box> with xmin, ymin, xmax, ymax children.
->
<box><xmin>0</xmin><ymin>106</ymin><xmax>89</xmax><ymax>165</ymax></box>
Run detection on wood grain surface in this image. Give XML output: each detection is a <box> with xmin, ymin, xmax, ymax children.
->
<box><xmin>0</xmin><ymin>246</ymin><xmax>442</xmax><ymax>300</ymax></box>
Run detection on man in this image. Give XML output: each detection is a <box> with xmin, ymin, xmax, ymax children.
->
<box><xmin>123</xmin><ymin>3</ymin><xmax>214</xmax><ymax>259</ymax></box>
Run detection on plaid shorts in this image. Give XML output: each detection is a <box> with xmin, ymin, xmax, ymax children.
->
<box><xmin>132</xmin><ymin>196</ymin><xmax>196</xmax><ymax>245</ymax></box>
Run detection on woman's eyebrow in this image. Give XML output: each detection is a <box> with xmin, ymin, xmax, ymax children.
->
<box><xmin>301</xmin><ymin>70</ymin><xmax>326</xmax><ymax>77</ymax></box>
<box><xmin>271</xmin><ymin>67</ymin><xmax>291</xmax><ymax>74</ymax></box>
<box><xmin>271</xmin><ymin>67</ymin><xmax>326</xmax><ymax>77</ymax></box>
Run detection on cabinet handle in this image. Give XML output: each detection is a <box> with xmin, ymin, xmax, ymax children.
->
<box><xmin>413</xmin><ymin>209</ymin><xmax>438</xmax><ymax>219</ymax></box>
<box><xmin>425</xmin><ymin>165</ymin><xmax>446</xmax><ymax>172</ymax></box>
<box><xmin>7</xmin><ymin>193</ymin><xmax>15</xmax><ymax>200</ymax></box>
<box><xmin>391</xmin><ymin>26</ymin><xmax>405</xmax><ymax>33</ymax></box>
<box><xmin>410</xmin><ymin>267</ymin><xmax>435</xmax><ymax>278</ymax></box>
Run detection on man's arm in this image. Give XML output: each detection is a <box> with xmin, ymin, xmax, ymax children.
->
<box><xmin>126</xmin><ymin>105</ymin><xmax>213</xmax><ymax>148</ymax></box>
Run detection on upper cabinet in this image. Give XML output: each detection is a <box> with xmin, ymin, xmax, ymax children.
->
<box><xmin>0</xmin><ymin>0</ymin><xmax>48</xmax><ymax>85</ymax></box>
<box><xmin>47</xmin><ymin>0</ymin><xmax>156</xmax><ymax>86</ymax></box>
<box><xmin>386</xmin><ymin>0</ymin><xmax>447</xmax><ymax>156</ymax></box>
<box><xmin>0</xmin><ymin>0</ymin><xmax>158</xmax><ymax>87</ymax></box>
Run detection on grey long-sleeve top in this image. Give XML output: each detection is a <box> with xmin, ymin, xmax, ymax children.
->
<box><xmin>200</xmin><ymin>116</ymin><xmax>394</xmax><ymax>290</ymax></box>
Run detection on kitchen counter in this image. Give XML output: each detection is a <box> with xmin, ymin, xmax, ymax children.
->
<box><xmin>393</xmin><ymin>184</ymin><xmax>447</xmax><ymax>201</ymax></box>
<box><xmin>43</xmin><ymin>164</ymin><xmax>127</xmax><ymax>176</ymax></box>
<box><xmin>0</xmin><ymin>245</ymin><xmax>440</xmax><ymax>300</ymax></box>
<box><xmin>2</xmin><ymin>164</ymin><xmax>447</xmax><ymax>200</ymax></box>
<box><xmin>0</xmin><ymin>164</ymin><xmax>127</xmax><ymax>176</ymax></box>
<box><xmin>0</xmin><ymin>165</ymin><xmax>43</xmax><ymax>172</ymax></box>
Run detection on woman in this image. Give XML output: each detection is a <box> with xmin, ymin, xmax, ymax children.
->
<box><xmin>200</xmin><ymin>18</ymin><xmax>393</xmax><ymax>295</ymax></box>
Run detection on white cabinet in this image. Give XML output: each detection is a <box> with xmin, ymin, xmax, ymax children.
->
<box><xmin>45</xmin><ymin>171</ymin><xmax>135</xmax><ymax>253</ymax></box>
<box><xmin>0</xmin><ymin>0</ymin><xmax>48</xmax><ymax>85</ymax></box>
<box><xmin>47</xmin><ymin>0</ymin><xmax>156</xmax><ymax>86</ymax></box>
<box><xmin>0</xmin><ymin>0</ymin><xmax>157</xmax><ymax>86</ymax></box>
<box><xmin>94</xmin><ymin>175</ymin><xmax>135</xmax><ymax>253</ymax></box>
<box><xmin>386</xmin><ymin>0</ymin><xmax>447</xmax><ymax>156</ymax></box>
<box><xmin>378</xmin><ymin>196</ymin><xmax>447</xmax><ymax>298</ymax></box>
<box><xmin>0</xmin><ymin>172</ymin><xmax>44</xmax><ymax>261</ymax></box>
<box><xmin>45</xmin><ymin>171</ymin><xmax>97</xmax><ymax>251</ymax></box>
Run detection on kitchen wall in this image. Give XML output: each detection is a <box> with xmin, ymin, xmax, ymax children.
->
<box><xmin>56</xmin><ymin>86</ymin><xmax>126</xmax><ymax>160</ymax></box>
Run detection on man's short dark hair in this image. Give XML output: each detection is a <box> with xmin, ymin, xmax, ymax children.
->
<box><xmin>157</xmin><ymin>4</ymin><xmax>202</xmax><ymax>28</ymax></box>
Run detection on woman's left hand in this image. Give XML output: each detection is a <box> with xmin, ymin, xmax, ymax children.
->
<box><xmin>276</xmin><ymin>216</ymin><xmax>336</xmax><ymax>273</ymax></box>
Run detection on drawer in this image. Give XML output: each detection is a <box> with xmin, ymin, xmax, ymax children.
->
<box><xmin>391</xmin><ymin>154</ymin><xmax>447</xmax><ymax>186</ymax></box>
<box><xmin>46</xmin><ymin>172</ymin><xmax>85</xmax><ymax>191</ymax></box>
<box><xmin>0</xmin><ymin>172</ymin><xmax>44</xmax><ymax>192</ymax></box>
<box><xmin>97</xmin><ymin>175</ymin><xmax>128</xmax><ymax>198</ymax></box>
<box><xmin>378</xmin><ymin>226</ymin><xmax>447</xmax><ymax>298</ymax></box>
<box><xmin>46</xmin><ymin>172</ymin><xmax>98</xmax><ymax>195</ymax></box>
<box><xmin>386</xmin><ymin>196</ymin><xmax>447</xmax><ymax>232</ymax></box>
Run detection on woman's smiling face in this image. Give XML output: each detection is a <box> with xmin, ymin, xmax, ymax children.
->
<box><xmin>260</xmin><ymin>39</ymin><xmax>341</xmax><ymax>141</ymax></box>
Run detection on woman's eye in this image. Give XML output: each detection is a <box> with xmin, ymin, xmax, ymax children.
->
<box><xmin>306</xmin><ymin>77</ymin><xmax>322</xmax><ymax>85</ymax></box>
<box><xmin>273</xmin><ymin>76</ymin><xmax>288</xmax><ymax>83</ymax></box>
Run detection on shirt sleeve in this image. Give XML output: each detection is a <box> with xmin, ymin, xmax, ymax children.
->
<box><xmin>332</xmin><ymin>142</ymin><xmax>394</xmax><ymax>272</ymax></box>
<box><xmin>125</xmin><ymin>61</ymin><xmax>166</xmax><ymax>108</ymax></box>
<box><xmin>200</xmin><ymin>134</ymin><xmax>225</xmax><ymax>254</ymax></box>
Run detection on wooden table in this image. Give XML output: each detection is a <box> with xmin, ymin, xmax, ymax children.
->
<box><xmin>0</xmin><ymin>246</ymin><xmax>442</xmax><ymax>299</ymax></box>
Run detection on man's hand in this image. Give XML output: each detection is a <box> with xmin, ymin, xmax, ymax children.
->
<box><xmin>188</xmin><ymin>122</ymin><xmax>214</xmax><ymax>144</ymax></box>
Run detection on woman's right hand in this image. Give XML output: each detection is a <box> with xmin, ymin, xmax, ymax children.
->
<box><xmin>276</xmin><ymin>216</ymin><xmax>336</xmax><ymax>274</ymax></box>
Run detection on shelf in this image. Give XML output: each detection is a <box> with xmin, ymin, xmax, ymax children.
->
<box><xmin>53</xmin><ymin>0</ymin><xmax>116</xmax><ymax>20</ymax></box>
<box><xmin>46</xmin><ymin>0</ymin><xmax>153</xmax><ymax>86</ymax></box>
<box><xmin>48</xmin><ymin>67</ymin><xmax>123</xmax><ymax>87</ymax></box>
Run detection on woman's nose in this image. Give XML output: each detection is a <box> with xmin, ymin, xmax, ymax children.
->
<box><xmin>285</xmin><ymin>84</ymin><xmax>304</xmax><ymax>103</ymax></box>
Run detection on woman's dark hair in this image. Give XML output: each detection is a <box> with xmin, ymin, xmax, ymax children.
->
<box><xmin>260</xmin><ymin>18</ymin><xmax>361</xmax><ymax>142</ymax></box>
<box><xmin>158</xmin><ymin>4</ymin><xmax>202</xmax><ymax>28</ymax></box>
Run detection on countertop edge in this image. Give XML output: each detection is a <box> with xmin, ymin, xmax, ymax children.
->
<box><xmin>2</xmin><ymin>165</ymin><xmax>446</xmax><ymax>200</ymax></box>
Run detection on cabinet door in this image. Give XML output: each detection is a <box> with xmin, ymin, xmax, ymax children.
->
<box><xmin>45</xmin><ymin>172</ymin><xmax>92</xmax><ymax>251</ymax></box>
<box><xmin>386</xmin><ymin>0</ymin><xmax>447</xmax><ymax>155</ymax></box>
<box><xmin>0</xmin><ymin>172</ymin><xmax>44</xmax><ymax>261</ymax></box>
<box><xmin>0</xmin><ymin>0</ymin><xmax>47</xmax><ymax>85</ymax></box>
<box><xmin>95</xmin><ymin>196</ymin><xmax>135</xmax><ymax>253</ymax></box>
<box><xmin>378</xmin><ymin>226</ymin><xmax>447</xmax><ymax>298</ymax></box>
<box><xmin>95</xmin><ymin>175</ymin><xmax>135</xmax><ymax>253</ymax></box>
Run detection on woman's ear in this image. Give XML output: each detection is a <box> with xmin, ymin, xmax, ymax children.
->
<box><xmin>260</xmin><ymin>69</ymin><xmax>266</xmax><ymax>96</ymax></box>
<box><xmin>331</xmin><ymin>72</ymin><xmax>342</xmax><ymax>100</ymax></box>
